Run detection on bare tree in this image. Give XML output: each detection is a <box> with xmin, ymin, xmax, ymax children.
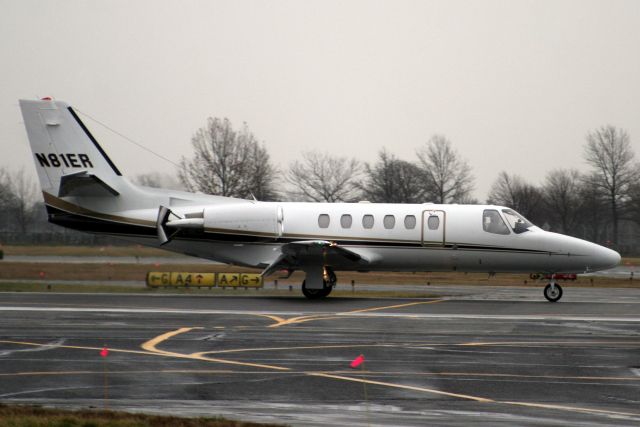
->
<box><xmin>0</xmin><ymin>169</ymin><xmax>14</xmax><ymax>231</ymax></box>
<box><xmin>0</xmin><ymin>168</ymin><xmax>12</xmax><ymax>206</ymax></box>
<box><xmin>134</xmin><ymin>172</ymin><xmax>184</xmax><ymax>190</ymax></box>
<box><xmin>179</xmin><ymin>118</ymin><xmax>278</xmax><ymax>200</ymax></box>
<box><xmin>487</xmin><ymin>172</ymin><xmax>545</xmax><ymax>225</ymax></box>
<box><xmin>359</xmin><ymin>149</ymin><xmax>428</xmax><ymax>203</ymax></box>
<box><xmin>579</xmin><ymin>173</ymin><xmax>610</xmax><ymax>243</ymax></box>
<box><xmin>0</xmin><ymin>168</ymin><xmax>38</xmax><ymax>233</ymax></box>
<box><xmin>627</xmin><ymin>182</ymin><xmax>640</xmax><ymax>227</ymax></box>
<box><xmin>584</xmin><ymin>125</ymin><xmax>638</xmax><ymax>245</ymax></box>
<box><xmin>286</xmin><ymin>151</ymin><xmax>361</xmax><ymax>202</ymax></box>
<box><xmin>417</xmin><ymin>135</ymin><xmax>474</xmax><ymax>203</ymax></box>
<box><xmin>542</xmin><ymin>169</ymin><xmax>584</xmax><ymax>235</ymax></box>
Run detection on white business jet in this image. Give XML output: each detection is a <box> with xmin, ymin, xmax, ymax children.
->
<box><xmin>19</xmin><ymin>98</ymin><xmax>621</xmax><ymax>301</ymax></box>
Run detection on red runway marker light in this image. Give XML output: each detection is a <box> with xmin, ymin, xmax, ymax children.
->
<box><xmin>350</xmin><ymin>354</ymin><xmax>365</xmax><ymax>369</ymax></box>
<box><xmin>100</xmin><ymin>346</ymin><xmax>109</xmax><ymax>358</ymax></box>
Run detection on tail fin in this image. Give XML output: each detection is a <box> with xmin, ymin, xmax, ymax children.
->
<box><xmin>19</xmin><ymin>98</ymin><xmax>124</xmax><ymax>197</ymax></box>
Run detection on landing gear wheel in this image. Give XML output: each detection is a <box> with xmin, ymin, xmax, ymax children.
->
<box><xmin>544</xmin><ymin>283</ymin><xmax>563</xmax><ymax>302</ymax></box>
<box><xmin>325</xmin><ymin>267</ymin><xmax>337</xmax><ymax>287</ymax></box>
<box><xmin>302</xmin><ymin>280</ymin><xmax>332</xmax><ymax>299</ymax></box>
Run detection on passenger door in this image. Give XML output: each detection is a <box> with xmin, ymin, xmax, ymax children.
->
<box><xmin>421</xmin><ymin>210</ymin><xmax>446</xmax><ymax>246</ymax></box>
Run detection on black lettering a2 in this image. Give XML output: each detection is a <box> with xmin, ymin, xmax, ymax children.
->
<box><xmin>79</xmin><ymin>154</ymin><xmax>93</xmax><ymax>168</ymax></box>
<box><xmin>60</xmin><ymin>154</ymin><xmax>70</xmax><ymax>168</ymax></box>
<box><xmin>48</xmin><ymin>154</ymin><xmax>61</xmax><ymax>167</ymax></box>
<box><xmin>35</xmin><ymin>153</ymin><xmax>50</xmax><ymax>167</ymax></box>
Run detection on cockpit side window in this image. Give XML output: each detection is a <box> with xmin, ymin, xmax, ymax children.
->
<box><xmin>502</xmin><ymin>209</ymin><xmax>533</xmax><ymax>234</ymax></box>
<box><xmin>483</xmin><ymin>209</ymin><xmax>510</xmax><ymax>235</ymax></box>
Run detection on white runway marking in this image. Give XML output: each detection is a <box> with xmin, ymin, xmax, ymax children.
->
<box><xmin>1</xmin><ymin>306</ymin><xmax>640</xmax><ymax>323</ymax></box>
<box><xmin>0</xmin><ymin>339</ymin><xmax>65</xmax><ymax>357</ymax></box>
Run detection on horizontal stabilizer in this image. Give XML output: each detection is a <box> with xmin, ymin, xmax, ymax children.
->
<box><xmin>58</xmin><ymin>171</ymin><xmax>120</xmax><ymax>197</ymax></box>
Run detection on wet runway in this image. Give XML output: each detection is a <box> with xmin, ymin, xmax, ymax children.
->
<box><xmin>1</xmin><ymin>291</ymin><xmax>639</xmax><ymax>426</ymax></box>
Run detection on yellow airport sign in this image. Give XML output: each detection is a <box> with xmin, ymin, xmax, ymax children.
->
<box><xmin>171</xmin><ymin>272</ymin><xmax>215</xmax><ymax>287</ymax></box>
<box><xmin>217</xmin><ymin>273</ymin><xmax>240</xmax><ymax>287</ymax></box>
<box><xmin>147</xmin><ymin>272</ymin><xmax>172</xmax><ymax>287</ymax></box>
<box><xmin>240</xmin><ymin>273</ymin><xmax>263</xmax><ymax>287</ymax></box>
<box><xmin>146</xmin><ymin>272</ymin><xmax>263</xmax><ymax>288</ymax></box>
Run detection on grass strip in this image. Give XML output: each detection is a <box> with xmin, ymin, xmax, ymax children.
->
<box><xmin>0</xmin><ymin>403</ymin><xmax>285</xmax><ymax>427</ymax></box>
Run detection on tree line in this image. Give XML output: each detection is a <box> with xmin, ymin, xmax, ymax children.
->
<box><xmin>1</xmin><ymin>118</ymin><xmax>638</xmax><ymax>253</ymax></box>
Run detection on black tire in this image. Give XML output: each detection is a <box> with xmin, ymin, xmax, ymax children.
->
<box><xmin>325</xmin><ymin>267</ymin><xmax>337</xmax><ymax>286</ymax></box>
<box><xmin>543</xmin><ymin>283</ymin><xmax>563</xmax><ymax>302</ymax></box>
<box><xmin>302</xmin><ymin>280</ymin><xmax>332</xmax><ymax>299</ymax></box>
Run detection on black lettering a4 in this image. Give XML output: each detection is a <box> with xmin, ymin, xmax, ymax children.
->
<box><xmin>48</xmin><ymin>153</ymin><xmax>61</xmax><ymax>167</ymax></box>
<box><xmin>67</xmin><ymin>154</ymin><xmax>80</xmax><ymax>167</ymax></box>
<box><xmin>79</xmin><ymin>154</ymin><xmax>93</xmax><ymax>168</ymax></box>
<box><xmin>35</xmin><ymin>153</ymin><xmax>50</xmax><ymax>167</ymax></box>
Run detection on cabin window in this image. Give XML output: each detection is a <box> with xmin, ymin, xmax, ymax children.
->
<box><xmin>427</xmin><ymin>215</ymin><xmax>440</xmax><ymax>230</ymax></box>
<box><xmin>318</xmin><ymin>214</ymin><xmax>330</xmax><ymax>228</ymax></box>
<box><xmin>340</xmin><ymin>214</ymin><xmax>352</xmax><ymax>228</ymax></box>
<box><xmin>483</xmin><ymin>209</ymin><xmax>510</xmax><ymax>235</ymax></box>
<box><xmin>404</xmin><ymin>215</ymin><xmax>416</xmax><ymax>229</ymax></box>
<box><xmin>362</xmin><ymin>214</ymin><xmax>374</xmax><ymax>229</ymax></box>
<box><xmin>383</xmin><ymin>215</ymin><xmax>395</xmax><ymax>229</ymax></box>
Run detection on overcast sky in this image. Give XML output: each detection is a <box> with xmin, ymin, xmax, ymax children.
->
<box><xmin>2</xmin><ymin>0</ymin><xmax>639</xmax><ymax>201</ymax></box>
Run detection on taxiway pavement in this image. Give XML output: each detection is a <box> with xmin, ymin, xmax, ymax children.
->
<box><xmin>1</xmin><ymin>291</ymin><xmax>639</xmax><ymax>426</ymax></box>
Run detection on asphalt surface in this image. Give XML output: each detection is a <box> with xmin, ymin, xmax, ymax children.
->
<box><xmin>1</xmin><ymin>290</ymin><xmax>639</xmax><ymax>426</ymax></box>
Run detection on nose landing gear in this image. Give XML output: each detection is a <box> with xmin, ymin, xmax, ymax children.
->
<box><xmin>543</xmin><ymin>281</ymin><xmax>563</xmax><ymax>302</ymax></box>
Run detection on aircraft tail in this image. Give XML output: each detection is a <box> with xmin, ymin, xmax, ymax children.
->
<box><xmin>19</xmin><ymin>98</ymin><xmax>126</xmax><ymax>198</ymax></box>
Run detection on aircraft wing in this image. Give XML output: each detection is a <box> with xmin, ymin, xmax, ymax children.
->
<box><xmin>260</xmin><ymin>240</ymin><xmax>370</xmax><ymax>277</ymax></box>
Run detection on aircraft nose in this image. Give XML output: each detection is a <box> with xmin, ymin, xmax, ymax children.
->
<box><xmin>588</xmin><ymin>243</ymin><xmax>621</xmax><ymax>271</ymax></box>
<box><xmin>600</xmin><ymin>246</ymin><xmax>622</xmax><ymax>269</ymax></box>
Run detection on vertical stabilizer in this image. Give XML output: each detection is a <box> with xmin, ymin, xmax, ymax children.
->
<box><xmin>19</xmin><ymin>98</ymin><xmax>124</xmax><ymax>197</ymax></box>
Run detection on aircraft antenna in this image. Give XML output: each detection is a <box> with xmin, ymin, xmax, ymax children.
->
<box><xmin>75</xmin><ymin>108</ymin><xmax>182</xmax><ymax>168</ymax></box>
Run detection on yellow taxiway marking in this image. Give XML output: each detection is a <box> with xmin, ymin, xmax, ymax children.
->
<box><xmin>310</xmin><ymin>372</ymin><xmax>493</xmax><ymax>402</ymax></box>
<box><xmin>266</xmin><ymin>299</ymin><xmax>444</xmax><ymax>328</ymax></box>
<box><xmin>140</xmin><ymin>327</ymin><xmax>291</xmax><ymax>371</ymax></box>
<box><xmin>344</xmin><ymin>299</ymin><xmax>444</xmax><ymax>314</ymax></box>
<box><xmin>267</xmin><ymin>315</ymin><xmax>340</xmax><ymax>328</ymax></box>
<box><xmin>140</xmin><ymin>327</ymin><xmax>203</xmax><ymax>354</ymax></box>
<box><xmin>257</xmin><ymin>314</ymin><xmax>287</xmax><ymax>324</ymax></box>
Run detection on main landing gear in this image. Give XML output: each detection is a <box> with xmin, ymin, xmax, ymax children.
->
<box><xmin>301</xmin><ymin>268</ymin><xmax>337</xmax><ymax>300</ymax></box>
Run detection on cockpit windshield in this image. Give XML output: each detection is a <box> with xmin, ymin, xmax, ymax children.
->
<box><xmin>483</xmin><ymin>209</ymin><xmax>510</xmax><ymax>235</ymax></box>
<box><xmin>502</xmin><ymin>209</ymin><xmax>533</xmax><ymax>234</ymax></box>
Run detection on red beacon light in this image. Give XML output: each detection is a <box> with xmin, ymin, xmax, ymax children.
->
<box><xmin>41</xmin><ymin>96</ymin><xmax>53</xmax><ymax>101</ymax></box>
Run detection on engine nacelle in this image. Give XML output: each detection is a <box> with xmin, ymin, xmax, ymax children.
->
<box><xmin>204</xmin><ymin>203</ymin><xmax>283</xmax><ymax>238</ymax></box>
